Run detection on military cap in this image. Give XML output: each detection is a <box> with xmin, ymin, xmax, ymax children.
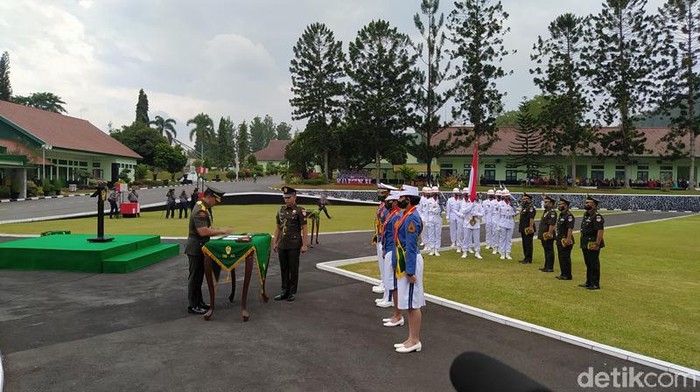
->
<box><xmin>585</xmin><ymin>194</ymin><xmax>600</xmax><ymax>205</ymax></box>
<box><xmin>281</xmin><ymin>186</ymin><xmax>297</xmax><ymax>197</ymax></box>
<box><xmin>398</xmin><ymin>185</ymin><xmax>420</xmax><ymax>197</ymax></box>
<box><xmin>377</xmin><ymin>182</ymin><xmax>398</xmax><ymax>191</ymax></box>
<box><xmin>522</xmin><ymin>192</ymin><xmax>532</xmax><ymax>200</ymax></box>
<box><xmin>204</xmin><ymin>184</ymin><xmax>225</xmax><ymax>202</ymax></box>
<box><xmin>385</xmin><ymin>190</ymin><xmax>401</xmax><ymax>201</ymax></box>
<box><xmin>543</xmin><ymin>195</ymin><xmax>555</xmax><ymax>203</ymax></box>
<box><xmin>558</xmin><ymin>197</ymin><xmax>570</xmax><ymax>205</ymax></box>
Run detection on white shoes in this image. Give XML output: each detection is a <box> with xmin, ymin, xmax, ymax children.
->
<box><xmin>375</xmin><ymin>298</ymin><xmax>384</xmax><ymax>303</ymax></box>
<box><xmin>372</xmin><ymin>284</ymin><xmax>385</xmax><ymax>294</ymax></box>
<box><xmin>485</xmin><ymin>245</ymin><xmax>491</xmax><ymax>250</ymax></box>
<box><xmin>506</xmin><ymin>253</ymin><xmax>512</xmax><ymax>260</ymax></box>
<box><xmin>383</xmin><ymin>317</ymin><xmax>404</xmax><ymax>327</ymax></box>
<box><xmin>456</xmin><ymin>248</ymin><xmax>462</xmax><ymax>253</ymax></box>
<box><xmin>469</xmin><ymin>249</ymin><xmax>475</xmax><ymax>254</ymax></box>
<box><xmin>394</xmin><ymin>343</ymin><xmax>405</xmax><ymax>348</ymax></box>
<box><xmin>396</xmin><ymin>341</ymin><xmax>422</xmax><ymax>353</ymax></box>
<box><xmin>492</xmin><ymin>249</ymin><xmax>498</xmax><ymax>255</ymax></box>
<box><xmin>461</xmin><ymin>252</ymin><xmax>467</xmax><ymax>258</ymax></box>
<box><xmin>434</xmin><ymin>251</ymin><xmax>440</xmax><ymax>256</ymax></box>
<box><xmin>475</xmin><ymin>253</ymin><xmax>483</xmax><ymax>259</ymax></box>
<box><xmin>376</xmin><ymin>300</ymin><xmax>393</xmax><ymax>308</ymax></box>
<box><xmin>500</xmin><ymin>255</ymin><xmax>506</xmax><ymax>260</ymax></box>
<box><xmin>450</xmin><ymin>242</ymin><xmax>456</xmax><ymax>247</ymax></box>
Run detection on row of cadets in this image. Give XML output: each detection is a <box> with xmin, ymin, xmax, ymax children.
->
<box><xmin>424</xmin><ymin>186</ymin><xmax>443</xmax><ymax>256</ymax></box>
<box><xmin>482</xmin><ymin>189</ymin><xmax>498</xmax><ymax>250</ymax></box>
<box><xmin>459</xmin><ymin>189</ymin><xmax>483</xmax><ymax>259</ymax></box>
<box><xmin>392</xmin><ymin>185</ymin><xmax>425</xmax><ymax>353</ymax></box>
<box><xmin>495</xmin><ymin>189</ymin><xmax>516</xmax><ymax>260</ymax></box>
<box><xmin>371</xmin><ymin>183</ymin><xmax>398</xmax><ymax>298</ymax></box>
<box><xmin>379</xmin><ymin>191</ymin><xmax>404</xmax><ymax>322</ymax></box>
<box><xmin>446</xmin><ymin>188</ymin><xmax>463</xmax><ymax>249</ymax></box>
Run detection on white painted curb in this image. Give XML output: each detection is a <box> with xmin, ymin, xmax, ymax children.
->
<box><xmin>1</xmin><ymin>349</ymin><xmax>4</xmax><ymax>392</ymax></box>
<box><xmin>316</xmin><ymin>255</ymin><xmax>700</xmax><ymax>381</ymax></box>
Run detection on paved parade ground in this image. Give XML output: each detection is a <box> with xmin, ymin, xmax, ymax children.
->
<box><xmin>0</xmin><ymin>180</ymin><xmax>698</xmax><ymax>391</ymax></box>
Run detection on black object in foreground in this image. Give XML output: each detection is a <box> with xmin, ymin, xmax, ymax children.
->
<box><xmin>450</xmin><ymin>351</ymin><xmax>551</xmax><ymax>392</ymax></box>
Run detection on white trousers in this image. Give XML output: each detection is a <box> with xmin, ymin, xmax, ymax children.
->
<box><xmin>396</xmin><ymin>254</ymin><xmax>425</xmax><ymax>310</ymax></box>
<box><xmin>463</xmin><ymin>227</ymin><xmax>481</xmax><ymax>251</ymax></box>
<box><xmin>382</xmin><ymin>250</ymin><xmax>396</xmax><ymax>301</ymax></box>
<box><xmin>498</xmin><ymin>227</ymin><xmax>513</xmax><ymax>254</ymax></box>
<box><xmin>376</xmin><ymin>242</ymin><xmax>384</xmax><ymax>282</ymax></box>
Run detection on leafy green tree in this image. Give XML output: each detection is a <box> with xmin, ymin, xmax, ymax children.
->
<box><xmin>237</xmin><ymin>121</ymin><xmax>251</xmax><ymax>166</ymax></box>
<box><xmin>284</xmin><ymin>131</ymin><xmax>316</xmax><ymax>179</ymax></box>
<box><xmin>276</xmin><ymin>122</ymin><xmax>293</xmax><ymax>140</ymax></box>
<box><xmin>408</xmin><ymin>0</ymin><xmax>455</xmax><ymax>181</ymax></box>
<box><xmin>582</xmin><ymin>0</ymin><xmax>659</xmax><ymax>187</ymax></box>
<box><xmin>135</xmin><ymin>88</ymin><xmax>150</xmax><ymax>125</ymax></box>
<box><xmin>134</xmin><ymin>163</ymin><xmax>150</xmax><ymax>180</ymax></box>
<box><xmin>149</xmin><ymin>115</ymin><xmax>177</xmax><ymax>145</ymax></box>
<box><xmin>508</xmin><ymin>100</ymin><xmax>545</xmax><ymax>182</ymax></box>
<box><xmin>0</xmin><ymin>51</ymin><xmax>11</xmax><ymax>101</ymax></box>
<box><xmin>531</xmin><ymin>13</ymin><xmax>595</xmax><ymax>184</ymax></box>
<box><xmin>214</xmin><ymin>116</ymin><xmax>235</xmax><ymax>168</ymax></box>
<box><xmin>289</xmin><ymin>22</ymin><xmax>345</xmax><ymax>179</ymax></box>
<box><xmin>448</xmin><ymin>0</ymin><xmax>515</xmax><ymax>151</ymax></box>
<box><xmin>187</xmin><ymin>113</ymin><xmax>215</xmax><ymax>164</ymax></box>
<box><xmin>110</xmin><ymin>123</ymin><xmax>168</xmax><ymax>166</ymax></box>
<box><xmin>12</xmin><ymin>92</ymin><xmax>67</xmax><ymax>113</ymax></box>
<box><xmin>346</xmin><ymin>19</ymin><xmax>417</xmax><ymax>180</ymax></box>
<box><xmin>249</xmin><ymin>115</ymin><xmax>277</xmax><ymax>152</ymax></box>
<box><xmin>154</xmin><ymin>143</ymin><xmax>188</xmax><ymax>180</ymax></box>
<box><xmin>657</xmin><ymin>0</ymin><xmax>700</xmax><ymax>188</ymax></box>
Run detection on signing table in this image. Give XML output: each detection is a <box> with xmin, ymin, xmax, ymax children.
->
<box><xmin>201</xmin><ymin>233</ymin><xmax>272</xmax><ymax>322</ymax></box>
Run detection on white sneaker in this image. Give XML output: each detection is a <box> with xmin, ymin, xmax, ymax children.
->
<box><xmin>461</xmin><ymin>252</ymin><xmax>467</xmax><ymax>258</ymax></box>
<box><xmin>376</xmin><ymin>300</ymin><xmax>394</xmax><ymax>308</ymax></box>
<box><xmin>485</xmin><ymin>245</ymin><xmax>491</xmax><ymax>250</ymax></box>
<box><xmin>434</xmin><ymin>251</ymin><xmax>441</xmax><ymax>256</ymax></box>
<box><xmin>375</xmin><ymin>298</ymin><xmax>384</xmax><ymax>303</ymax></box>
<box><xmin>492</xmin><ymin>249</ymin><xmax>498</xmax><ymax>255</ymax></box>
<box><xmin>506</xmin><ymin>253</ymin><xmax>512</xmax><ymax>260</ymax></box>
<box><xmin>429</xmin><ymin>250</ymin><xmax>435</xmax><ymax>256</ymax></box>
<box><xmin>372</xmin><ymin>284</ymin><xmax>385</xmax><ymax>294</ymax></box>
<box><xmin>475</xmin><ymin>253</ymin><xmax>482</xmax><ymax>259</ymax></box>
<box><xmin>456</xmin><ymin>248</ymin><xmax>462</xmax><ymax>253</ymax></box>
<box><xmin>500</xmin><ymin>255</ymin><xmax>506</xmax><ymax>260</ymax></box>
<box><xmin>469</xmin><ymin>249</ymin><xmax>475</xmax><ymax>254</ymax></box>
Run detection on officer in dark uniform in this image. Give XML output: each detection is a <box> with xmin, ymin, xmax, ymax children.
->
<box><xmin>273</xmin><ymin>186</ymin><xmax>308</xmax><ymax>302</ymax></box>
<box><xmin>555</xmin><ymin>197</ymin><xmax>575</xmax><ymax>280</ymax></box>
<box><xmin>184</xmin><ymin>185</ymin><xmax>232</xmax><ymax>314</ymax></box>
<box><xmin>538</xmin><ymin>195</ymin><xmax>557</xmax><ymax>272</ymax></box>
<box><xmin>580</xmin><ymin>195</ymin><xmax>605</xmax><ymax>290</ymax></box>
<box><xmin>518</xmin><ymin>193</ymin><xmax>537</xmax><ymax>264</ymax></box>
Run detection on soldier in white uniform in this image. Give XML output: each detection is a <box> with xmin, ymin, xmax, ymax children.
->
<box><xmin>461</xmin><ymin>194</ymin><xmax>483</xmax><ymax>259</ymax></box>
<box><xmin>492</xmin><ymin>190</ymin><xmax>504</xmax><ymax>255</ymax></box>
<box><xmin>497</xmin><ymin>189</ymin><xmax>516</xmax><ymax>260</ymax></box>
<box><xmin>430</xmin><ymin>186</ymin><xmax>443</xmax><ymax>255</ymax></box>
<box><xmin>418</xmin><ymin>186</ymin><xmax>430</xmax><ymax>248</ymax></box>
<box><xmin>446</xmin><ymin>188</ymin><xmax>461</xmax><ymax>248</ymax></box>
<box><xmin>456</xmin><ymin>187</ymin><xmax>469</xmax><ymax>253</ymax></box>
<box><xmin>372</xmin><ymin>183</ymin><xmax>397</xmax><ymax>296</ymax></box>
<box><xmin>483</xmin><ymin>189</ymin><xmax>496</xmax><ymax>250</ymax></box>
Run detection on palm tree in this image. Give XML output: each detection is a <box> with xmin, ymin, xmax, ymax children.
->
<box><xmin>187</xmin><ymin>113</ymin><xmax>215</xmax><ymax>161</ymax></box>
<box><xmin>149</xmin><ymin>115</ymin><xmax>177</xmax><ymax>144</ymax></box>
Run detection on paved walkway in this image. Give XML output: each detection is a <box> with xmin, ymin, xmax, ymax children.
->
<box><xmin>1</xmin><ymin>210</ymin><xmax>697</xmax><ymax>391</ymax></box>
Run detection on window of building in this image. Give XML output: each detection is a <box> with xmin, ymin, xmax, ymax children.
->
<box><xmin>505</xmin><ymin>170</ymin><xmax>518</xmax><ymax>181</ymax></box>
<box><xmin>484</xmin><ymin>164</ymin><xmax>496</xmax><ymax>169</ymax></box>
<box><xmin>506</xmin><ymin>163</ymin><xmax>519</xmax><ymax>169</ymax></box>
<box><xmin>637</xmin><ymin>165</ymin><xmax>649</xmax><ymax>181</ymax></box>
<box><xmin>659</xmin><ymin>165</ymin><xmax>673</xmax><ymax>181</ymax></box>
<box><xmin>615</xmin><ymin>164</ymin><xmax>625</xmax><ymax>179</ymax></box>
<box><xmin>93</xmin><ymin>162</ymin><xmax>100</xmax><ymax>168</ymax></box>
<box><xmin>484</xmin><ymin>170</ymin><xmax>495</xmax><ymax>180</ymax></box>
<box><xmin>591</xmin><ymin>164</ymin><xmax>604</xmax><ymax>180</ymax></box>
<box><xmin>441</xmin><ymin>163</ymin><xmax>453</xmax><ymax>168</ymax></box>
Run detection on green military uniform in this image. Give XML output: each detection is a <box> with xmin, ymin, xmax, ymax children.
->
<box><xmin>580</xmin><ymin>196</ymin><xmax>605</xmax><ymax>289</ymax></box>
<box><xmin>538</xmin><ymin>196</ymin><xmax>557</xmax><ymax>272</ymax></box>
<box><xmin>275</xmin><ymin>186</ymin><xmax>307</xmax><ymax>300</ymax></box>
<box><xmin>185</xmin><ymin>200</ymin><xmax>219</xmax><ymax>310</ymax></box>
<box><xmin>555</xmin><ymin>199</ymin><xmax>575</xmax><ymax>280</ymax></box>
<box><xmin>518</xmin><ymin>194</ymin><xmax>537</xmax><ymax>264</ymax></box>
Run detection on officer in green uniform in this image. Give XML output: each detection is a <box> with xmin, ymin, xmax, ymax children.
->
<box><xmin>184</xmin><ymin>185</ymin><xmax>232</xmax><ymax>314</ymax></box>
<box><xmin>538</xmin><ymin>195</ymin><xmax>557</xmax><ymax>272</ymax></box>
<box><xmin>580</xmin><ymin>195</ymin><xmax>605</xmax><ymax>290</ymax></box>
<box><xmin>555</xmin><ymin>197</ymin><xmax>575</xmax><ymax>281</ymax></box>
<box><xmin>273</xmin><ymin>186</ymin><xmax>308</xmax><ymax>302</ymax></box>
<box><xmin>518</xmin><ymin>193</ymin><xmax>537</xmax><ymax>264</ymax></box>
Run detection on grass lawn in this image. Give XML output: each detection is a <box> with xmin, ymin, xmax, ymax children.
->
<box><xmin>342</xmin><ymin>214</ymin><xmax>700</xmax><ymax>370</ymax></box>
<box><xmin>0</xmin><ymin>205</ymin><xmax>378</xmax><ymax>236</ymax></box>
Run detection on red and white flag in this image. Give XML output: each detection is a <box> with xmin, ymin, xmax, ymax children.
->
<box><xmin>467</xmin><ymin>141</ymin><xmax>479</xmax><ymax>202</ymax></box>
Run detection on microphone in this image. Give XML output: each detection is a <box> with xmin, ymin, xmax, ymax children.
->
<box><xmin>450</xmin><ymin>352</ymin><xmax>551</xmax><ymax>392</ymax></box>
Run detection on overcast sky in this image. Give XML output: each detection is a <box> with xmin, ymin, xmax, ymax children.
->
<box><xmin>0</xmin><ymin>0</ymin><xmax>665</xmax><ymax>147</ymax></box>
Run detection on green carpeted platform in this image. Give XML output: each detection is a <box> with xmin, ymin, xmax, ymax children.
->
<box><xmin>0</xmin><ymin>234</ymin><xmax>179</xmax><ymax>273</ymax></box>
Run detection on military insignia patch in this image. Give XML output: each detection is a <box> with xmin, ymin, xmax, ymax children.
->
<box><xmin>408</xmin><ymin>221</ymin><xmax>416</xmax><ymax>233</ymax></box>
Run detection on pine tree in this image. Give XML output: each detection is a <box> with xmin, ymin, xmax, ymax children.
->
<box><xmin>276</xmin><ymin>122</ymin><xmax>293</xmax><ymax>140</ymax></box>
<box><xmin>531</xmin><ymin>13</ymin><xmax>595</xmax><ymax>185</ymax></box>
<box><xmin>657</xmin><ymin>0</ymin><xmax>700</xmax><ymax>188</ymax></box>
<box><xmin>289</xmin><ymin>22</ymin><xmax>345</xmax><ymax>179</ymax></box>
<box><xmin>508</xmin><ymin>100</ymin><xmax>544</xmax><ymax>181</ymax></box>
<box><xmin>408</xmin><ymin>0</ymin><xmax>455</xmax><ymax>180</ymax></box>
<box><xmin>214</xmin><ymin>117</ymin><xmax>235</xmax><ymax>169</ymax></box>
<box><xmin>345</xmin><ymin>19</ymin><xmax>418</xmax><ymax>179</ymax></box>
<box><xmin>447</xmin><ymin>0</ymin><xmax>515</xmax><ymax>151</ymax></box>
<box><xmin>582</xmin><ymin>0</ymin><xmax>660</xmax><ymax>187</ymax></box>
<box><xmin>135</xmin><ymin>89</ymin><xmax>150</xmax><ymax>125</ymax></box>
<box><xmin>237</xmin><ymin>121</ymin><xmax>251</xmax><ymax>165</ymax></box>
<box><xmin>0</xmin><ymin>51</ymin><xmax>12</xmax><ymax>101</ymax></box>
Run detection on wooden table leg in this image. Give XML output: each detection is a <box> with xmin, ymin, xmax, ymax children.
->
<box><xmin>240</xmin><ymin>254</ymin><xmax>254</xmax><ymax>322</ymax></box>
<box><xmin>203</xmin><ymin>256</ymin><xmax>216</xmax><ymax>321</ymax></box>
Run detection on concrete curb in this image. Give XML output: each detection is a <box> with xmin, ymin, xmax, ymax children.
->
<box><xmin>316</xmin><ymin>255</ymin><xmax>700</xmax><ymax>381</ymax></box>
<box><xmin>1</xmin><ymin>349</ymin><xmax>4</xmax><ymax>392</ymax></box>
